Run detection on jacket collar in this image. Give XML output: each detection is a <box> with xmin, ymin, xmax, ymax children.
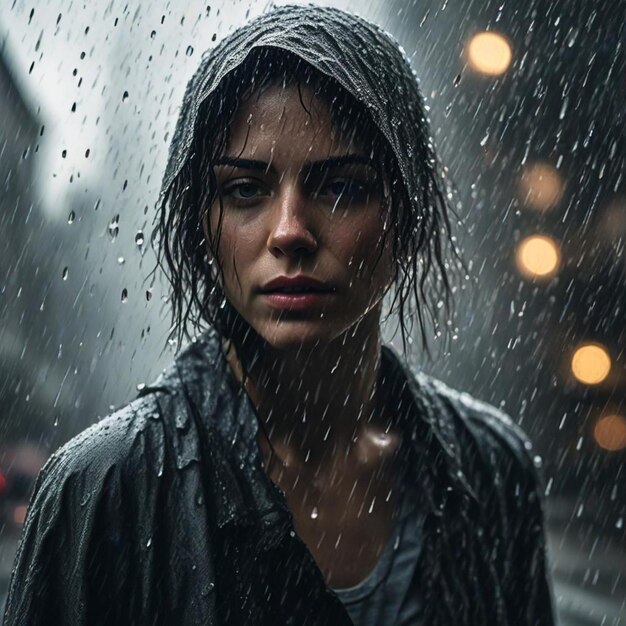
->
<box><xmin>140</xmin><ymin>328</ymin><xmax>478</xmax><ymax>532</ymax></box>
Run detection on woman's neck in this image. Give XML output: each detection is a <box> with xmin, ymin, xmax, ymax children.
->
<box><xmin>222</xmin><ymin>308</ymin><xmax>397</xmax><ymax>470</ymax></box>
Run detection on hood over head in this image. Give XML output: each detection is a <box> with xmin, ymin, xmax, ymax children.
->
<box><xmin>161</xmin><ymin>3</ymin><xmax>449</xmax><ymax>231</ymax></box>
<box><xmin>155</xmin><ymin>3</ymin><xmax>457</xmax><ymax>353</ymax></box>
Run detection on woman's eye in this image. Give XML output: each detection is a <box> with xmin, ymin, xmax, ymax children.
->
<box><xmin>227</xmin><ymin>182</ymin><xmax>263</xmax><ymax>199</ymax></box>
<box><xmin>319</xmin><ymin>179</ymin><xmax>368</xmax><ymax>200</ymax></box>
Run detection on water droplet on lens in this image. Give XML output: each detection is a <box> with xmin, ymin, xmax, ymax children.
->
<box><xmin>108</xmin><ymin>215</ymin><xmax>120</xmax><ymax>240</ymax></box>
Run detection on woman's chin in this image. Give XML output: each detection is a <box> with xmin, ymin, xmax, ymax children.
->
<box><xmin>257</xmin><ymin>323</ymin><xmax>341</xmax><ymax>352</ymax></box>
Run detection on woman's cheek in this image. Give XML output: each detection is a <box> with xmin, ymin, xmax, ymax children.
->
<box><xmin>342</xmin><ymin>218</ymin><xmax>391</xmax><ymax>280</ymax></box>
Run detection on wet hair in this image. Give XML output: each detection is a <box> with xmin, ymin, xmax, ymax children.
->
<box><xmin>151</xmin><ymin>45</ymin><xmax>461</xmax><ymax>371</ymax></box>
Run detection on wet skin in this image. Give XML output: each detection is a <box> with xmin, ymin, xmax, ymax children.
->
<box><xmin>205</xmin><ymin>82</ymin><xmax>404</xmax><ymax>588</ymax></box>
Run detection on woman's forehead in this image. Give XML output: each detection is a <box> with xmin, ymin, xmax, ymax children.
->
<box><xmin>221</xmin><ymin>83</ymin><xmax>372</xmax><ymax>163</ymax></box>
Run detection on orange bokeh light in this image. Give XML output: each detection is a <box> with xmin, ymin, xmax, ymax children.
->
<box><xmin>594</xmin><ymin>415</ymin><xmax>626</xmax><ymax>451</ymax></box>
<box><xmin>519</xmin><ymin>162</ymin><xmax>564</xmax><ymax>210</ymax></box>
<box><xmin>467</xmin><ymin>31</ymin><xmax>512</xmax><ymax>75</ymax></box>
<box><xmin>515</xmin><ymin>235</ymin><xmax>560</xmax><ymax>279</ymax></box>
<box><xmin>571</xmin><ymin>343</ymin><xmax>611</xmax><ymax>385</ymax></box>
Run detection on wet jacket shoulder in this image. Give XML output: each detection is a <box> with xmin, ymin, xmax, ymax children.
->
<box><xmin>1</xmin><ymin>382</ymin><xmax>220</xmax><ymax>626</ymax></box>
<box><xmin>410</xmin><ymin>370</ymin><xmax>557</xmax><ymax>625</ymax></box>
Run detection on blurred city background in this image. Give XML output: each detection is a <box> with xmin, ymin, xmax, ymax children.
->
<box><xmin>0</xmin><ymin>0</ymin><xmax>624</xmax><ymax>623</ymax></box>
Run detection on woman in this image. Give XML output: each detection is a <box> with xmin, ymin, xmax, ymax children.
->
<box><xmin>3</xmin><ymin>5</ymin><xmax>556</xmax><ymax>625</ymax></box>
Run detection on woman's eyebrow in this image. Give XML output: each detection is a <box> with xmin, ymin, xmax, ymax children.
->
<box><xmin>213</xmin><ymin>157</ymin><xmax>269</xmax><ymax>171</ymax></box>
<box><xmin>304</xmin><ymin>155</ymin><xmax>377</xmax><ymax>175</ymax></box>
<box><xmin>213</xmin><ymin>154</ymin><xmax>377</xmax><ymax>174</ymax></box>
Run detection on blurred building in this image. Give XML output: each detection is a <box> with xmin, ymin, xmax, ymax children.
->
<box><xmin>0</xmin><ymin>47</ymin><xmax>67</xmax><ymax>612</ymax></box>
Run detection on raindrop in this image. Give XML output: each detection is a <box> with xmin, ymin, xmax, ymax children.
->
<box><xmin>135</xmin><ymin>231</ymin><xmax>145</xmax><ymax>247</ymax></box>
<box><xmin>122</xmin><ymin>90</ymin><xmax>129</xmax><ymax>102</ymax></box>
<box><xmin>117</xmin><ymin>256</ymin><xmax>125</xmax><ymax>265</ymax></box>
<box><xmin>68</xmin><ymin>210</ymin><xmax>75</xmax><ymax>223</ymax></box>
<box><xmin>146</xmin><ymin>537</ymin><xmax>152</xmax><ymax>547</ymax></box>
<box><xmin>186</xmin><ymin>45</ymin><xmax>194</xmax><ymax>57</ymax></box>
<box><xmin>108</xmin><ymin>215</ymin><xmax>120</xmax><ymax>240</ymax></box>
<box><xmin>136</xmin><ymin>383</ymin><xmax>146</xmax><ymax>391</ymax></box>
<box><xmin>150</xmin><ymin>30</ymin><xmax>156</xmax><ymax>39</ymax></box>
<box><xmin>453</xmin><ymin>73</ymin><xmax>462</xmax><ymax>87</ymax></box>
<box><xmin>310</xmin><ymin>506</ymin><xmax>319</xmax><ymax>519</ymax></box>
<box><xmin>145</xmin><ymin>289</ymin><xmax>153</xmax><ymax>301</ymax></box>
<box><xmin>201</xmin><ymin>582</ymin><xmax>215</xmax><ymax>596</ymax></box>
<box><xmin>62</xmin><ymin>267</ymin><xmax>68</xmax><ymax>281</ymax></box>
<box><xmin>121</xmin><ymin>288</ymin><xmax>128</xmax><ymax>303</ymax></box>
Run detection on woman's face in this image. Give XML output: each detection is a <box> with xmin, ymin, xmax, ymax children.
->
<box><xmin>206</xmin><ymin>81</ymin><xmax>394</xmax><ymax>351</ymax></box>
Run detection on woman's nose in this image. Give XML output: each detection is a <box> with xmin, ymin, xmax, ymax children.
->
<box><xmin>266</xmin><ymin>186</ymin><xmax>318</xmax><ymax>257</ymax></box>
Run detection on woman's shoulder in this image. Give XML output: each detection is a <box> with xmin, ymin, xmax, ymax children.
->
<box><xmin>42</xmin><ymin>333</ymin><xmax>225</xmax><ymax>486</ymax></box>
<box><xmin>412</xmin><ymin>371</ymin><xmax>544</xmax><ymax>491</ymax></box>
<box><xmin>431</xmin><ymin>375</ymin><xmax>533</xmax><ymax>447</ymax></box>
<box><xmin>36</xmin><ymin>393</ymin><xmax>166</xmax><ymax>496</ymax></box>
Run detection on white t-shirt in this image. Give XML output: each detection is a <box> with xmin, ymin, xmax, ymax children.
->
<box><xmin>331</xmin><ymin>477</ymin><xmax>426</xmax><ymax>625</ymax></box>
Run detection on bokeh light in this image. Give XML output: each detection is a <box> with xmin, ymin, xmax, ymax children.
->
<box><xmin>519</xmin><ymin>162</ymin><xmax>564</xmax><ymax>210</ymax></box>
<box><xmin>515</xmin><ymin>235</ymin><xmax>560</xmax><ymax>279</ymax></box>
<box><xmin>467</xmin><ymin>31</ymin><xmax>512</xmax><ymax>76</ymax></box>
<box><xmin>571</xmin><ymin>343</ymin><xmax>611</xmax><ymax>385</ymax></box>
<box><xmin>12</xmin><ymin>505</ymin><xmax>27</xmax><ymax>526</ymax></box>
<box><xmin>593</xmin><ymin>414</ymin><xmax>626</xmax><ymax>451</ymax></box>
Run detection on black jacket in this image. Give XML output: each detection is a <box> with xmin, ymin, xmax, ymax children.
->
<box><xmin>3</xmin><ymin>327</ymin><xmax>556</xmax><ymax>625</ymax></box>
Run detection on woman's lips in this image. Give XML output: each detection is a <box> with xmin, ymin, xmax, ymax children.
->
<box><xmin>261</xmin><ymin>291</ymin><xmax>336</xmax><ymax>311</ymax></box>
